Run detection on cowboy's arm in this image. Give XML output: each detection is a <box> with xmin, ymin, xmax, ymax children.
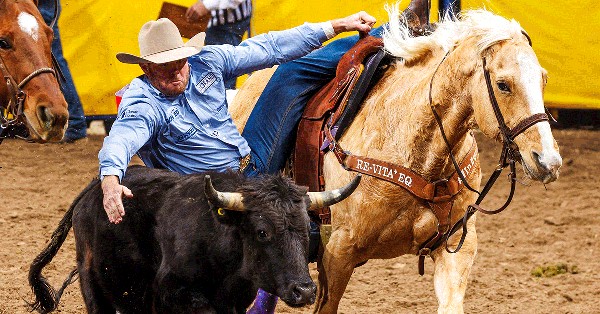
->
<box><xmin>200</xmin><ymin>11</ymin><xmax>375</xmax><ymax>79</ymax></box>
<box><xmin>98</xmin><ymin>92</ymin><xmax>158</xmax><ymax>224</ymax></box>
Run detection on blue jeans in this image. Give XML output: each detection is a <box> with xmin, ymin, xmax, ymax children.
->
<box><xmin>205</xmin><ymin>17</ymin><xmax>252</xmax><ymax>89</ymax></box>
<box><xmin>242</xmin><ymin>27</ymin><xmax>384</xmax><ymax>177</ymax></box>
<box><xmin>38</xmin><ymin>0</ymin><xmax>87</xmax><ymax>139</ymax></box>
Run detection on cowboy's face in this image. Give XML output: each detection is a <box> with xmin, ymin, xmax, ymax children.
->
<box><xmin>140</xmin><ymin>58</ymin><xmax>190</xmax><ymax>96</ymax></box>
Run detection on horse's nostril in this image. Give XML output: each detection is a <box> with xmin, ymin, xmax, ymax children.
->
<box><xmin>36</xmin><ymin>105</ymin><xmax>55</xmax><ymax>129</ymax></box>
<box><xmin>532</xmin><ymin>150</ymin><xmax>562</xmax><ymax>175</ymax></box>
<box><xmin>531</xmin><ymin>150</ymin><xmax>546</xmax><ymax>169</ymax></box>
<box><xmin>532</xmin><ymin>151</ymin><xmax>541</xmax><ymax>163</ymax></box>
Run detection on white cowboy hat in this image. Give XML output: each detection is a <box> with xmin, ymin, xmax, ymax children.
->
<box><xmin>116</xmin><ymin>18</ymin><xmax>205</xmax><ymax>64</ymax></box>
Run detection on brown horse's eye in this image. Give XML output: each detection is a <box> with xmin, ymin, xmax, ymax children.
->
<box><xmin>0</xmin><ymin>38</ymin><xmax>11</xmax><ymax>50</ymax></box>
<box><xmin>497</xmin><ymin>81</ymin><xmax>510</xmax><ymax>93</ymax></box>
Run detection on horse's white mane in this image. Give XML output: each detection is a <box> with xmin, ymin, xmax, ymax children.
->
<box><xmin>383</xmin><ymin>3</ymin><xmax>525</xmax><ymax>62</ymax></box>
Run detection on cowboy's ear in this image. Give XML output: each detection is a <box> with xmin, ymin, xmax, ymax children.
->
<box><xmin>139</xmin><ymin>63</ymin><xmax>150</xmax><ymax>74</ymax></box>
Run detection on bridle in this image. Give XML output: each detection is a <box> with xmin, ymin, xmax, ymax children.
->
<box><xmin>0</xmin><ymin>58</ymin><xmax>57</xmax><ymax>128</ymax></box>
<box><xmin>424</xmin><ymin>31</ymin><xmax>550</xmax><ymax>259</ymax></box>
<box><xmin>0</xmin><ymin>0</ymin><xmax>62</xmax><ymax>142</ymax></box>
<box><xmin>313</xmin><ymin>29</ymin><xmax>551</xmax><ymax>275</ymax></box>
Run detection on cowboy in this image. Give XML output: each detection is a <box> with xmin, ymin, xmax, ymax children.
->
<box><xmin>98</xmin><ymin>14</ymin><xmax>376</xmax><ymax>313</ymax></box>
<box><xmin>99</xmin><ymin>14</ymin><xmax>375</xmax><ymax>222</ymax></box>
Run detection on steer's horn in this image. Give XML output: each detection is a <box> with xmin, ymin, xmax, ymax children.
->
<box><xmin>308</xmin><ymin>174</ymin><xmax>362</xmax><ymax>210</ymax></box>
<box><xmin>204</xmin><ymin>175</ymin><xmax>245</xmax><ymax>211</ymax></box>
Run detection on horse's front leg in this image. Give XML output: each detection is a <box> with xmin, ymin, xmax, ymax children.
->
<box><xmin>314</xmin><ymin>228</ymin><xmax>361</xmax><ymax>314</ymax></box>
<box><xmin>431</xmin><ymin>215</ymin><xmax>478</xmax><ymax>314</ymax></box>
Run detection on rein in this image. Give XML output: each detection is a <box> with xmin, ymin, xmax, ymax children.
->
<box><xmin>323</xmin><ymin>32</ymin><xmax>549</xmax><ymax>275</ymax></box>
<box><xmin>0</xmin><ymin>0</ymin><xmax>61</xmax><ymax>142</ymax></box>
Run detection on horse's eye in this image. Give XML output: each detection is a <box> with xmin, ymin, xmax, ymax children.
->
<box><xmin>497</xmin><ymin>81</ymin><xmax>511</xmax><ymax>93</ymax></box>
<box><xmin>0</xmin><ymin>38</ymin><xmax>11</xmax><ymax>49</ymax></box>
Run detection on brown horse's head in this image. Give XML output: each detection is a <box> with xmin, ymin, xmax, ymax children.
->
<box><xmin>0</xmin><ymin>0</ymin><xmax>68</xmax><ymax>142</ymax></box>
<box><xmin>460</xmin><ymin>11</ymin><xmax>562</xmax><ymax>184</ymax></box>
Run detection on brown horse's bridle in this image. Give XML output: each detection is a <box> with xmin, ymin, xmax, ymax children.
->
<box><xmin>0</xmin><ymin>56</ymin><xmax>57</xmax><ymax>128</ymax></box>
<box><xmin>0</xmin><ymin>0</ymin><xmax>61</xmax><ymax>142</ymax></box>
<box><xmin>424</xmin><ymin>31</ymin><xmax>550</xmax><ymax>259</ymax></box>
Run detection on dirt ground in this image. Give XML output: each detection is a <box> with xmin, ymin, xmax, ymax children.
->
<box><xmin>0</xmin><ymin>127</ymin><xmax>598</xmax><ymax>314</ymax></box>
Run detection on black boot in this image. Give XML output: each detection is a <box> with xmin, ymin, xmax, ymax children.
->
<box><xmin>402</xmin><ymin>0</ymin><xmax>435</xmax><ymax>36</ymax></box>
<box><xmin>308</xmin><ymin>220</ymin><xmax>321</xmax><ymax>263</ymax></box>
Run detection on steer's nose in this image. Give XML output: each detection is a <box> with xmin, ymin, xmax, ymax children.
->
<box><xmin>290</xmin><ymin>281</ymin><xmax>316</xmax><ymax>305</ymax></box>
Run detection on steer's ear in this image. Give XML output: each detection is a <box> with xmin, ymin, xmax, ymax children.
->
<box><xmin>203</xmin><ymin>175</ymin><xmax>246</xmax><ymax>225</ymax></box>
<box><xmin>209</xmin><ymin>204</ymin><xmax>244</xmax><ymax>225</ymax></box>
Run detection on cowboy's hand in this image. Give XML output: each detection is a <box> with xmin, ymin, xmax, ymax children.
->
<box><xmin>101</xmin><ymin>175</ymin><xmax>133</xmax><ymax>224</ymax></box>
<box><xmin>331</xmin><ymin>11</ymin><xmax>376</xmax><ymax>35</ymax></box>
<box><xmin>186</xmin><ymin>0</ymin><xmax>211</xmax><ymax>23</ymax></box>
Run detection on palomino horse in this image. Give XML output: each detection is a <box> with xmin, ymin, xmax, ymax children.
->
<box><xmin>231</xmin><ymin>7</ymin><xmax>562</xmax><ymax>313</ymax></box>
<box><xmin>0</xmin><ymin>0</ymin><xmax>68</xmax><ymax>142</ymax></box>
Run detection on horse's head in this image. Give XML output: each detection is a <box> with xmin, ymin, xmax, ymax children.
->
<box><xmin>0</xmin><ymin>0</ymin><xmax>68</xmax><ymax>142</ymax></box>
<box><xmin>462</xmin><ymin>11</ymin><xmax>562</xmax><ymax>184</ymax></box>
<box><xmin>382</xmin><ymin>9</ymin><xmax>562</xmax><ymax>183</ymax></box>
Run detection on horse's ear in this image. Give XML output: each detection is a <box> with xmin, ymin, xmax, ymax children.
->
<box><xmin>33</xmin><ymin>0</ymin><xmax>39</xmax><ymax>7</ymax></box>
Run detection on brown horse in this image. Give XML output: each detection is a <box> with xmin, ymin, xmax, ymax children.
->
<box><xmin>0</xmin><ymin>0</ymin><xmax>68</xmax><ymax>142</ymax></box>
<box><xmin>231</xmin><ymin>6</ymin><xmax>562</xmax><ymax>313</ymax></box>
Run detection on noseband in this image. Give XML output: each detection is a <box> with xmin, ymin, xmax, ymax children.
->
<box><xmin>425</xmin><ymin>32</ymin><xmax>550</xmax><ymax>258</ymax></box>
<box><xmin>0</xmin><ymin>0</ymin><xmax>61</xmax><ymax>142</ymax></box>
<box><xmin>0</xmin><ymin>57</ymin><xmax>57</xmax><ymax>129</ymax></box>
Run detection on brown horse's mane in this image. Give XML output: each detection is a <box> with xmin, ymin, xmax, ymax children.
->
<box><xmin>382</xmin><ymin>5</ymin><xmax>526</xmax><ymax>64</ymax></box>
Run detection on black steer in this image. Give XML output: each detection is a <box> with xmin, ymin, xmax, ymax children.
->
<box><xmin>29</xmin><ymin>166</ymin><xmax>360</xmax><ymax>313</ymax></box>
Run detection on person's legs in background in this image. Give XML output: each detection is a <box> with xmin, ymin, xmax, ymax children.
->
<box><xmin>38</xmin><ymin>0</ymin><xmax>87</xmax><ymax>141</ymax></box>
<box><xmin>204</xmin><ymin>17</ymin><xmax>251</xmax><ymax>89</ymax></box>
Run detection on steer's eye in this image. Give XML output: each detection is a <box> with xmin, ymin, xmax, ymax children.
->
<box><xmin>257</xmin><ymin>230</ymin><xmax>268</xmax><ymax>241</ymax></box>
<box><xmin>497</xmin><ymin>81</ymin><xmax>511</xmax><ymax>93</ymax></box>
<box><xmin>0</xmin><ymin>38</ymin><xmax>11</xmax><ymax>50</ymax></box>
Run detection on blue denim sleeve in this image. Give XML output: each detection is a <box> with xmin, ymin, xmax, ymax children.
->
<box><xmin>196</xmin><ymin>23</ymin><xmax>329</xmax><ymax>81</ymax></box>
<box><xmin>98</xmin><ymin>91</ymin><xmax>158</xmax><ymax>182</ymax></box>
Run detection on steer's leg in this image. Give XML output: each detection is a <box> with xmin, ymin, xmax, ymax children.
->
<box><xmin>78</xmin><ymin>267</ymin><xmax>115</xmax><ymax>313</ymax></box>
<box><xmin>76</xmin><ymin>243</ymin><xmax>116</xmax><ymax>314</ymax></box>
<box><xmin>154</xmin><ymin>268</ymin><xmax>217</xmax><ymax>313</ymax></box>
<box><xmin>314</xmin><ymin>229</ymin><xmax>360</xmax><ymax>314</ymax></box>
<box><xmin>431</xmin><ymin>217</ymin><xmax>478</xmax><ymax>314</ymax></box>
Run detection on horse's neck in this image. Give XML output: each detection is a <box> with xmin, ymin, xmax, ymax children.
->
<box><xmin>345</xmin><ymin>53</ymin><xmax>476</xmax><ymax>180</ymax></box>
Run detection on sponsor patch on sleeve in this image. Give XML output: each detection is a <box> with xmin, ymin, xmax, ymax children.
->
<box><xmin>118</xmin><ymin>108</ymin><xmax>139</xmax><ymax>119</ymax></box>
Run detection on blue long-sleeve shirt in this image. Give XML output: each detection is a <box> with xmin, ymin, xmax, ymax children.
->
<box><xmin>99</xmin><ymin>23</ymin><xmax>330</xmax><ymax>181</ymax></box>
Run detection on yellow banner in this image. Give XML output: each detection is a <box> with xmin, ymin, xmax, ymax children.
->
<box><xmin>60</xmin><ymin>1</ymin><xmax>439</xmax><ymax>116</ymax></box>
<box><xmin>61</xmin><ymin>1</ymin><xmax>594</xmax><ymax>118</ymax></box>
<box><xmin>462</xmin><ymin>0</ymin><xmax>600</xmax><ymax>109</ymax></box>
